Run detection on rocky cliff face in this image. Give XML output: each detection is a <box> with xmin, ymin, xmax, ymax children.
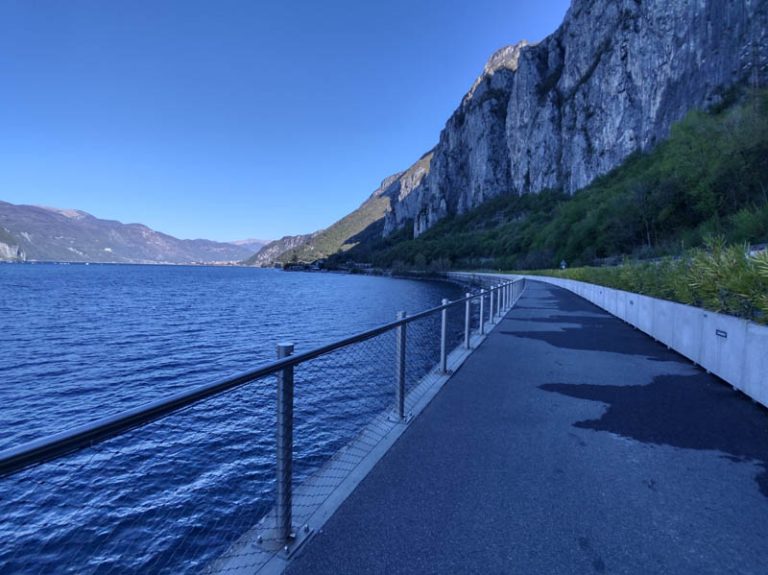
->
<box><xmin>0</xmin><ymin>226</ymin><xmax>25</xmax><ymax>262</ymax></box>
<box><xmin>386</xmin><ymin>0</ymin><xmax>768</xmax><ymax>237</ymax></box>
<box><xmin>380</xmin><ymin>152</ymin><xmax>433</xmax><ymax>235</ymax></box>
<box><xmin>243</xmin><ymin>232</ymin><xmax>318</xmax><ymax>266</ymax></box>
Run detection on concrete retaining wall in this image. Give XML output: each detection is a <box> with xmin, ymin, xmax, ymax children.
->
<box><xmin>450</xmin><ymin>272</ymin><xmax>768</xmax><ymax>409</ymax></box>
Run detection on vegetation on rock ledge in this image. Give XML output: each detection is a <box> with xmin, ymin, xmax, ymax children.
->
<box><xmin>334</xmin><ymin>89</ymin><xmax>768</xmax><ymax>272</ymax></box>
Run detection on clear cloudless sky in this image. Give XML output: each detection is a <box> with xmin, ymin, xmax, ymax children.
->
<box><xmin>0</xmin><ymin>0</ymin><xmax>571</xmax><ymax>242</ymax></box>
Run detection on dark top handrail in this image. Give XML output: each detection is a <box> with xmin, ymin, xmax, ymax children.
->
<box><xmin>0</xmin><ymin>278</ymin><xmax>520</xmax><ymax>477</ymax></box>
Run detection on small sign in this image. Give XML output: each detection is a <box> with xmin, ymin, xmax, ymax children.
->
<box><xmin>716</xmin><ymin>329</ymin><xmax>728</xmax><ymax>339</ymax></box>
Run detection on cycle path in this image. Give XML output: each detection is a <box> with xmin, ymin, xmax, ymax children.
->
<box><xmin>287</xmin><ymin>281</ymin><xmax>768</xmax><ymax>574</ymax></box>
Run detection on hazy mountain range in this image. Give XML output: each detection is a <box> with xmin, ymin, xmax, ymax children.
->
<box><xmin>0</xmin><ymin>201</ymin><xmax>266</xmax><ymax>264</ymax></box>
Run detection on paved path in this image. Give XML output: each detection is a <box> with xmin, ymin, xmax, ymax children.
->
<box><xmin>287</xmin><ymin>281</ymin><xmax>768</xmax><ymax>574</ymax></box>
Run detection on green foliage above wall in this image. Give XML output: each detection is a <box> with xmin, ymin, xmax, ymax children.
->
<box><xmin>529</xmin><ymin>238</ymin><xmax>768</xmax><ymax>324</ymax></box>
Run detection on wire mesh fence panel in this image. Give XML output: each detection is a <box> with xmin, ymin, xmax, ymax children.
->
<box><xmin>295</xmin><ymin>330</ymin><xmax>397</xmax><ymax>471</ymax></box>
<box><xmin>398</xmin><ymin>300</ymin><xmax>467</xmax><ymax>416</ymax></box>
<box><xmin>446</xmin><ymin>300</ymin><xmax>467</xmax><ymax>351</ymax></box>
<box><xmin>0</xmin><ymin>379</ymin><xmax>277</xmax><ymax>575</ymax></box>
<box><xmin>470</xmin><ymin>293</ymin><xmax>483</xmax><ymax>336</ymax></box>
<box><xmin>287</xmin><ymin>330</ymin><xmax>397</xmax><ymax>523</ymax></box>
<box><xmin>401</xmin><ymin>312</ymin><xmax>442</xmax><ymax>399</ymax></box>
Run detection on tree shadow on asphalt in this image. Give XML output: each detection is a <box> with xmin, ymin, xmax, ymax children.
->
<box><xmin>541</xmin><ymin>374</ymin><xmax>768</xmax><ymax>498</ymax></box>
<box><xmin>500</xmin><ymin>314</ymin><xmax>678</xmax><ymax>361</ymax></box>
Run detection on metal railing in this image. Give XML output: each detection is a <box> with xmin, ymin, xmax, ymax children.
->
<box><xmin>0</xmin><ymin>277</ymin><xmax>525</xmax><ymax>574</ymax></box>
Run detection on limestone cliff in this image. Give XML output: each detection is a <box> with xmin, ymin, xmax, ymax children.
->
<box><xmin>242</xmin><ymin>232</ymin><xmax>318</xmax><ymax>266</ymax></box>
<box><xmin>0</xmin><ymin>226</ymin><xmax>25</xmax><ymax>262</ymax></box>
<box><xmin>385</xmin><ymin>0</ymin><xmax>768</xmax><ymax>237</ymax></box>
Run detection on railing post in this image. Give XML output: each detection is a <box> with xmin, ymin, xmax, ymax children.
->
<box><xmin>276</xmin><ymin>342</ymin><xmax>295</xmax><ymax>543</ymax></box>
<box><xmin>500</xmin><ymin>284</ymin><xmax>505</xmax><ymax>315</ymax></box>
<box><xmin>502</xmin><ymin>283</ymin><xmax>507</xmax><ymax>312</ymax></box>
<box><xmin>395</xmin><ymin>311</ymin><xmax>406</xmax><ymax>420</ymax></box>
<box><xmin>479</xmin><ymin>289</ymin><xmax>485</xmax><ymax>335</ymax></box>
<box><xmin>489</xmin><ymin>288</ymin><xmax>494</xmax><ymax>325</ymax></box>
<box><xmin>440</xmin><ymin>298</ymin><xmax>448</xmax><ymax>373</ymax></box>
<box><xmin>464</xmin><ymin>293</ymin><xmax>471</xmax><ymax>349</ymax></box>
<box><xmin>503</xmin><ymin>283</ymin><xmax>507</xmax><ymax>310</ymax></box>
<box><xmin>502</xmin><ymin>284</ymin><xmax>506</xmax><ymax>312</ymax></box>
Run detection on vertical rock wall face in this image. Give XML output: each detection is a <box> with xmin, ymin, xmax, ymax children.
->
<box><xmin>384</xmin><ymin>0</ymin><xmax>768</xmax><ymax>237</ymax></box>
<box><xmin>0</xmin><ymin>241</ymin><xmax>25</xmax><ymax>262</ymax></box>
<box><xmin>380</xmin><ymin>151</ymin><xmax>434</xmax><ymax>236</ymax></box>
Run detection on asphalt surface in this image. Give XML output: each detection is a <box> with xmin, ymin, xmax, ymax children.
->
<box><xmin>286</xmin><ymin>281</ymin><xmax>768</xmax><ymax>575</ymax></box>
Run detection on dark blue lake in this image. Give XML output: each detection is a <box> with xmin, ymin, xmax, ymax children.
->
<box><xmin>0</xmin><ymin>264</ymin><xmax>464</xmax><ymax>573</ymax></box>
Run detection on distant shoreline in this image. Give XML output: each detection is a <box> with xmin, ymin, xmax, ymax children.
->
<box><xmin>0</xmin><ymin>259</ymin><xmax>259</xmax><ymax>268</ymax></box>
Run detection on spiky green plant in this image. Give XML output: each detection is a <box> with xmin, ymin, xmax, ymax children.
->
<box><xmin>528</xmin><ymin>238</ymin><xmax>768</xmax><ymax>324</ymax></box>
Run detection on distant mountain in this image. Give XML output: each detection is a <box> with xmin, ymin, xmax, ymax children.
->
<box><xmin>0</xmin><ymin>201</ymin><xmax>257</xmax><ymax>264</ymax></box>
<box><xmin>242</xmin><ymin>151</ymin><xmax>433</xmax><ymax>266</ymax></box>
<box><xmin>242</xmin><ymin>233</ymin><xmax>317</xmax><ymax>267</ymax></box>
<box><xmin>230</xmin><ymin>238</ymin><xmax>270</xmax><ymax>252</ymax></box>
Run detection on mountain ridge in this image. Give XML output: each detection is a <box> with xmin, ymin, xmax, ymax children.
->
<box><xmin>0</xmin><ymin>201</ymin><xmax>258</xmax><ymax>264</ymax></box>
<box><xmin>248</xmin><ymin>0</ymin><xmax>768</xmax><ymax>264</ymax></box>
<box><xmin>389</xmin><ymin>0</ymin><xmax>768</xmax><ymax>236</ymax></box>
<box><xmin>243</xmin><ymin>151</ymin><xmax>433</xmax><ymax>266</ymax></box>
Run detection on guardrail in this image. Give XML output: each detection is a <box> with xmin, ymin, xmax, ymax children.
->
<box><xmin>0</xmin><ymin>278</ymin><xmax>525</xmax><ymax>574</ymax></box>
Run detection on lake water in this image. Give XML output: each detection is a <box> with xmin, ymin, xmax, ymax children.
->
<box><xmin>0</xmin><ymin>264</ymin><xmax>465</xmax><ymax>573</ymax></box>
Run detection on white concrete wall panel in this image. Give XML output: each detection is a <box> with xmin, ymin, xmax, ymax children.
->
<box><xmin>670</xmin><ymin>303</ymin><xmax>704</xmax><ymax>365</ymax></box>
<box><xmin>743</xmin><ymin>323</ymin><xmax>768</xmax><ymax>405</ymax></box>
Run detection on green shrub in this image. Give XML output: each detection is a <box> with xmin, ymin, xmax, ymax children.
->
<box><xmin>528</xmin><ymin>238</ymin><xmax>768</xmax><ymax>323</ymax></box>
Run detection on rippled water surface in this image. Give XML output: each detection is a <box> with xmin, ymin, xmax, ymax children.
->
<box><xmin>0</xmin><ymin>264</ymin><xmax>464</xmax><ymax>573</ymax></box>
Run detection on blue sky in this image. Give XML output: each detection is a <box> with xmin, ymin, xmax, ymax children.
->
<box><xmin>0</xmin><ymin>0</ymin><xmax>570</xmax><ymax>242</ymax></box>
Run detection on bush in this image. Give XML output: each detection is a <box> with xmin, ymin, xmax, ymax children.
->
<box><xmin>528</xmin><ymin>237</ymin><xmax>768</xmax><ymax>323</ymax></box>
